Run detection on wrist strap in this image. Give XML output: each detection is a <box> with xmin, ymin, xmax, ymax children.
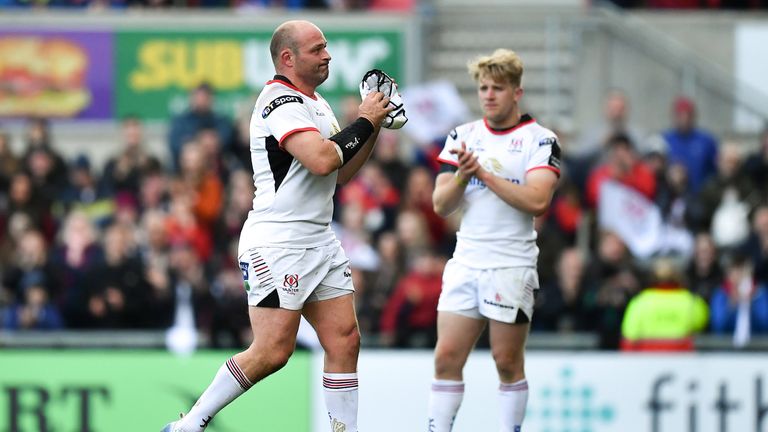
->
<box><xmin>329</xmin><ymin>117</ymin><xmax>375</xmax><ymax>166</ymax></box>
<box><xmin>455</xmin><ymin>172</ymin><xmax>469</xmax><ymax>186</ymax></box>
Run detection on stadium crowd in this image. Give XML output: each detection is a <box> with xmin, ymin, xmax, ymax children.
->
<box><xmin>0</xmin><ymin>84</ymin><xmax>767</xmax><ymax>351</ymax></box>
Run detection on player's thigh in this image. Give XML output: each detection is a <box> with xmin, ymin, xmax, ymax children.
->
<box><xmin>434</xmin><ymin>311</ymin><xmax>487</xmax><ymax>367</ymax></box>
<box><xmin>437</xmin><ymin>259</ymin><xmax>483</xmax><ymax>318</ymax></box>
<box><xmin>488</xmin><ymin>319</ymin><xmax>530</xmax><ymax>363</ymax></box>
<box><xmin>246</xmin><ymin>305</ymin><xmax>302</xmax><ymax>351</ymax></box>
<box><xmin>307</xmin><ymin>242</ymin><xmax>354</xmax><ymax>304</ymax></box>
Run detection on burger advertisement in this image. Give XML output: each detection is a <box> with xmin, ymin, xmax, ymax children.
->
<box><xmin>0</xmin><ymin>31</ymin><xmax>113</xmax><ymax>119</ymax></box>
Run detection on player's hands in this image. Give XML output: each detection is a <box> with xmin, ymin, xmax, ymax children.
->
<box><xmin>449</xmin><ymin>141</ymin><xmax>480</xmax><ymax>185</ymax></box>
<box><xmin>358</xmin><ymin>91</ymin><xmax>394</xmax><ymax>128</ymax></box>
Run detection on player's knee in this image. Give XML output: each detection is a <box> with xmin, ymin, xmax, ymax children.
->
<box><xmin>323</xmin><ymin>325</ymin><xmax>360</xmax><ymax>361</ymax></box>
<box><xmin>332</xmin><ymin>325</ymin><xmax>360</xmax><ymax>357</ymax></box>
<box><xmin>246</xmin><ymin>340</ymin><xmax>294</xmax><ymax>373</ymax></box>
<box><xmin>434</xmin><ymin>346</ymin><xmax>466</xmax><ymax>378</ymax></box>
<box><xmin>492</xmin><ymin>349</ymin><xmax>524</xmax><ymax>381</ymax></box>
<box><xmin>267</xmin><ymin>345</ymin><xmax>294</xmax><ymax>372</ymax></box>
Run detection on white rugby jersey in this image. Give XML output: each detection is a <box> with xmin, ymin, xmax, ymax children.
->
<box><xmin>437</xmin><ymin>115</ymin><xmax>561</xmax><ymax>269</ymax></box>
<box><xmin>239</xmin><ymin>75</ymin><xmax>342</xmax><ymax>253</ymax></box>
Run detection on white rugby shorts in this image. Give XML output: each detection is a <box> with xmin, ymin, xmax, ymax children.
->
<box><xmin>238</xmin><ymin>241</ymin><xmax>353</xmax><ymax>310</ymax></box>
<box><xmin>437</xmin><ymin>259</ymin><xmax>538</xmax><ymax>324</ymax></box>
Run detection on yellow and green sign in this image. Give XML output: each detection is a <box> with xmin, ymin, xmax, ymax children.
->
<box><xmin>116</xmin><ymin>30</ymin><xmax>404</xmax><ymax>120</ymax></box>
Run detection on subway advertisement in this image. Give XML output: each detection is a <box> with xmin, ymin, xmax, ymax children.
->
<box><xmin>0</xmin><ymin>27</ymin><xmax>405</xmax><ymax>121</ymax></box>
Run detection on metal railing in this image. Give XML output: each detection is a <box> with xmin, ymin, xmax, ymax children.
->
<box><xmin>584</xmin><ymin>4</ymin><xmax>768</xmax><ymax>133</ymax></box>
<box><xmin>2</xmin><ymin>330</ymin><xmax>767</xmax><ymax>351</ymax></box>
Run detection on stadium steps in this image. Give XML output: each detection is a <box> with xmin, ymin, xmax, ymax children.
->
<box><xmin>426</xmin><ymin>1</ymin><xmax>586</xmax><ymax>130</ymax></box>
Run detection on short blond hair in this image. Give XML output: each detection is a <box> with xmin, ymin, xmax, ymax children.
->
<box><xmin>468</xmin><ymin>49</ymin><xmax>524</xmax><ymax>88</ymax></box>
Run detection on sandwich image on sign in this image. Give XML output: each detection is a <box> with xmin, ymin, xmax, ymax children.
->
<box><xmin>0</xmin><ymin>37</ymin><xmax>91</xmax><ymax>117</ymax></box>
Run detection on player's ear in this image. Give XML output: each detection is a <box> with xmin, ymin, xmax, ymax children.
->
<box><xmin>515</xmin><ymin>86</ymin><xmax>524</xmax><ymax>101</ymax></box>
<box><xmin>281</xmin><ymin>48</ymin><xmax>294</xmax><ymax>68</ymax></box>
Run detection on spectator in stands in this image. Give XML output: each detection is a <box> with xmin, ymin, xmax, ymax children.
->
<box><xmin>394</xmin><ymin>209</ymin><xmax>432</xmax><ymax>263</ymax></box>
<box><xmin>5</xmin><ymin>172</ymin><xmax>55</xmax><ymax>241</ymax></box>
<box><xmin>534</xmin><ymin>209</ymin><xmax>568</xmax><ymax>288</ymax></box>
<box><xmin>52</xmin><ymin>210</ymin><xmax>103</xmax><ymax>328</ymax></box>
<box><xmin>214</xmin><ymin>169</ymin><xmax>255</xmax><ymax>254</ymax></box>
<box><xmin>710</xmin><ymin>252</ymin><xmax>768</xmax><ymax>337</ymax></box>
<box><xmin>338</xmin><ymin>161</ymin><xmax>400</xmax><ymax>238</ymax></box>
<box><xmin>582</xmin><ymin>230</ymin><xmax>644</xmax><ymax>349</ymax></box>
<box><xmin>167</xmin><ymin>240</ymin><xmax>215</xmax><ymax>333</ymax></box>
<box><xmin>57</xmin><ymin>155</ymin><xmax>115</xmax><ymax>228</ymax></box>
<box><xmin>22</xmin><ymin>118</ymin><xmax>67</xmax><ymax>188</ymax></box>
<box><xmin>742</xmin><ymin>204</ymin><xmax>768</xmax><ymax>285</ymax></box>
<box><xmin>743</xmin><ymin>124</ymin><xmax>768</xmax><ymax>190</ymax></box>
<box><xmin>620</xmin><ymin>257</ymin><xmax>708</xmax><ymax>351</ymax></box>
<box><xmin>373</xmin><ymin>129</ymin><xmax>411</xmax><ymax>192</ymax></box>
<box><xmin>167</xmin><ymin>83</ymin><xmax>232</xmax><ymax>172</ymax></box>
<box><xmin>687</xmin><ymin>232</ymin><xmax>723</xmax><ymax>302</ymax></box>
<box><xmin>2</xmin><ymin>228</ymin><xmax>57</xmax><ymax>301</ymax></box>
<box><xmin>207</xmin><ymin>259</ymin><xmax>250</xmax><ymax>348</ymax></box>
<box><xmin>137</xmin><ymin>210</ymin><xmax>176</xmax><ymax>328</ymax></box>
<box><xmin>401</xmin><ymin>166</ymin><xmax>446</xmax><ymax>249</ymax></box>
<box><xmin>662</xmin><ymin>96</ymin><xmax>718</xmax><ymax>194</ymax></box>
<box><xmin>0</xmin><ymin>129</ymin><xmax>20</xmax><ymax>193</ymax></box>
<box><xmin>138</xmin><ymin>209</ymin><xmax>170</xmax><ymax>270</ymax></box>
<box><xmin>655</xmin><ymin>162</ymin><xmax>695</xmax><ymax>231</ymax></box>
<box><xmin>585</xmin><ymin>133</ymin><xmax>656</xmax><ymax>208</ymax></box>
<box><xmin>178</xmin><ymin>140</ymin><xmax>223</xmax><ymax>229</ymax></box>
<box><xmin>533</xmin><ymin>248</ymin><xmax>588</xmax><ymax>333</ymax></box>
<box><xmin>226</xmin><ymin>113</ymin><xmax>254</xmax><ymax>175</ymax></box>
<box><xmin>379</xmin><ymin>249</ymin><xmax>444</xmax><ymax>348</ymax></box>
<box><xmin>25</xmin><ymin>148</ymin><xmax>64</xmax><ymax>219</ymax></box>
<box><xmin>690</xmin><ymin>141</ymin><xmax>757</xmax><ymax>247</ymax></box>
<box><xmin>84</xmin><ymin>223</ymin><xmax>150</xmax><ymax>328</ymax></box>
<box><xmin>2</xmin><ymin>270</ymin><xmax>63</xmax><ymax>330</ymax></box>
<box><xmin>0</xmin><ymin>213</ymin><xmax>34</xmax><ymax>270</ymax></box>
<box><xmin>196</xmin><ymin>127</ymin><xmax>231</xmax><ymax>182</ymax></box>
<box><xmin>357</xmin><ymin>231</ymin><xmax>406</xmax><ymax>336</ymax></box>
<box><xmin>101</xmin><ymin>116</ymin><xmax>161</xmax><ymax>201</ymax></box>
<box><xmin>545</xmin><ymin>179</ymin><xmax>583</xmax><ymax>247</ymax></box>
<box><xmin>165</xmin><ymin>182</ymin><xmax>213</xmax><ymax>262</ymax></box>
<box><xmin>333</xmin><ymin>202</ymin><xmax>380</xmax><ymax>274</ymax></box>
<box><xmin>568</xmin><ymin>89</ymin><xmax>645</xmax><ymax>165</ymax></box>
<box><xmin>139</xmin><ymin>168</ymin><xmax>170</xmax><ymax>213</ymax></box>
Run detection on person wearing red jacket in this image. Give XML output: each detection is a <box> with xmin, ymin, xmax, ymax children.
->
<box><xmin>379</xmin><ymin>251</ymin><xmax>444</xmax><ymax>347</ymax></box>
<box><xmin>586</xmin><ymin>134</ymin><xmax>657</xmax><ymax>208</ymax></box>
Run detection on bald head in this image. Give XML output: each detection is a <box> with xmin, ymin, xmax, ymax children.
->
<box><xmin>270</xmin><ymin>20</ymin><xmax>320</xmax><ymax>69</ymax></box>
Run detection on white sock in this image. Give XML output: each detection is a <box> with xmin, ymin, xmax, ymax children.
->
<box><xmin>179</xmin><ymin>357</ymin><xmax>253</xmax><ymax>431</ymax></box>
<box><xmin>323</xmin><ymin>372</ymin><xmax>359</xmax><ymax>432</ymax></box>
<box><xmin>428</xmin><ymin>379</ymin><xmax>464</xmax><ymax>432</ymax></box>
<box><xmin>498</xmin><ymin>379</ymin><xmax>528</xmax><ymax>432</ymax></box>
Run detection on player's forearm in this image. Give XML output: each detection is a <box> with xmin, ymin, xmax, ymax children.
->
<box><xmin>478</xmin><ymin>171</ymin><xmax>552</xmax><ymax>216</ymax></box>
<box><xmin>298</xmin><ymin>139</ymin><xmax>348</xmax><ymax>176</ymax></box>
<box><xmin>337</xmin><ymin>126</ymin><xmax>381</xmax><ymax>184</ymax></box>
<box><xmin>432</xmin><ymin>174</ymin><xmax>467</xmax><ymax>217</ymax></box>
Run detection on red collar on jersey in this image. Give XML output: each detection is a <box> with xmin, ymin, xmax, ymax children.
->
<box><xmin>483</xmin><ymin>114</ymin><xmax>535</xmax><ymax>135</ymax></box>
<box><xmin>266</xmin><ymin>75</ymin><xmax>318</xmax><ymax>100</ymax></box>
